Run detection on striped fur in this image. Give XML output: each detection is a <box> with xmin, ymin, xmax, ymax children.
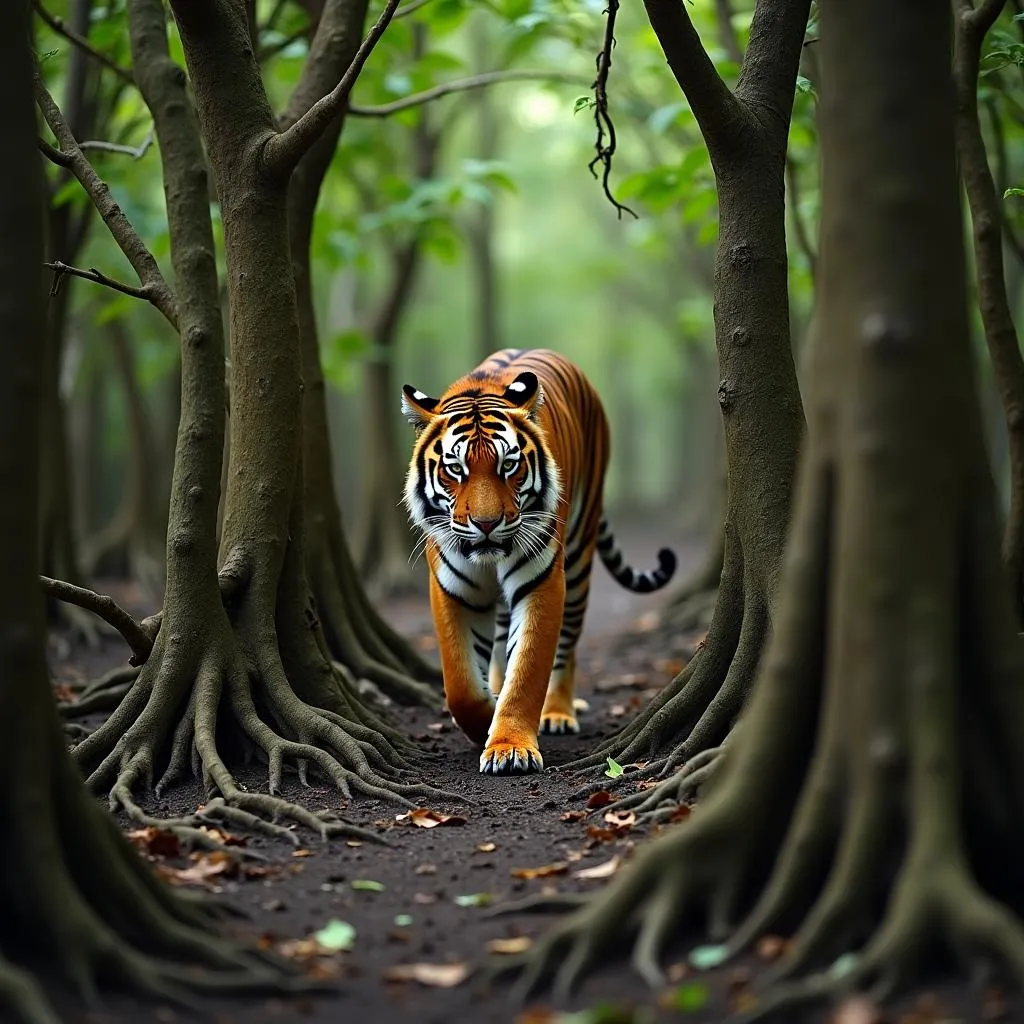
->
<box><xmin>402</xmin><ymin>349</ymin><xmax>676</xmax><ymax>774</ymax></box>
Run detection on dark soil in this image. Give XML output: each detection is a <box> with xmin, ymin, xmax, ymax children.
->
<box><xmin>25</xmin><ymin>526</ymin><xmax>1020</xmax><ymax>1024</ymax></box>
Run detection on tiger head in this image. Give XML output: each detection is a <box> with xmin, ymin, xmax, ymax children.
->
<box><xmin>401</xmin><ymin>371</ymin><xmax>562</xmax><ymax>564</ymax></box>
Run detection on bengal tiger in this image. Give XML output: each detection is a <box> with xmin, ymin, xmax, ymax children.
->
<box><xmin>402</xmin><ymin>349</ymin><xmax>676</xmax><ymax>774</ymax></box>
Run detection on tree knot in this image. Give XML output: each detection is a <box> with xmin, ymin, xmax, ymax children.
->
<box><xmin>731</xmin><ymin>327</ymin><xmax>750</xmax><ymax>348</ymax></box>
<box><xmin>861</xmin><ymin>312</ymin><xmax>915</xmax><ymax>354</ymax></box>
<box><xmin>728</xmin><ymin>243</ymin><xmax>753</xmax><ymax>270</ymax></box>
<box><xmin>717</xmin><ymin>379</ymin><xmax>738</xmax><ymax>411</ymax></box>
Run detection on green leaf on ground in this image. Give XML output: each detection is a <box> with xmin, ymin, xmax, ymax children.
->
<box><xmin>314</xmin><ymin>919</ymin><xmax>355</xmax><ymax>951</ymax></box>
<box><xmin>829</xmin><ymin>953</ymin><xmax>859</xmax><ymax>979</ymax></box>
<box><xmin>668</xmin><ymin>981</ymin><xmax>711</xmax><ymax>1012</ymax></box>
<box><xmin>394</xmin><ymin>914</ymin><xmax>414</xmax><ymax>926</ymax></box>
<box><xmin>688</xmin><ymin>944</ymin><xmax>728</xmax><ymax>970</ymax></box>
<box><xmin>604</xmin><ymin>756</ymin><xmax>624</xmax><ymax>779</ymax></box>
<box><xmin>351</xmin><ymin>879</ymin><xmax>385</xmax><ymax>892</ymax></box>
<box><xmin>454</xmin><ymin>892</ymin><xmax>492</xmax><ymax>907</ymax></box>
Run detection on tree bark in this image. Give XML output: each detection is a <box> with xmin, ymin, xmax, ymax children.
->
<box><xmin>66</xmin><ymin>0</ymin><xmax>448</xmax><ymax>838</ymax></box>
<box><xmin>282</xmin><ymin>0</ymin><xmax>442</xmax><ymax>691</ymax></box>
<box><xmin>0</xmin><ymin>9</ymin><xmax>289</xmax><ymax>1019</ymax></box>
<box><xmin>952</xmin><ymin>0</ymin><xmax>1024</xmax><ymax>622</ymax></box>
<box><xmin>571</xmin><ymin>0</ymin><xmax>808</xmax><ymax>779</ymax></box>
<box><xmin>509</xmin><ymin>0</ymin><xmax>1024</xmax><ymax>1010</ymax></box>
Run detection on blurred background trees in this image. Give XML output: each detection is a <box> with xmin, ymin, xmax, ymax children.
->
<box><xmin>32</xmin><ymin>0</ymin><xmax>1024</xmax><ymax>605</ymax></box>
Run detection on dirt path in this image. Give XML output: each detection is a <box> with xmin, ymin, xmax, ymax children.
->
<box><xmin>36</xmin><ymin>525</ymin><xmax>1006</xmax><ymax>1024</ymax></box>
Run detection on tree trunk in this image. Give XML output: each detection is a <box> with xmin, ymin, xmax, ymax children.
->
<box><xmin>82</xmin><ymin>321</ymin><xmax>166</xmax><ymax>597</ymax></box>
<box><xmin>68</xmin><ymin>0</ymin><xmax>447</xmax><ymax>839</ymax></box>
<box><xmin>0</xmin><ymin>11</ymin><xmax>287</xmax><ymax>1018</ymax></box>
<box><xmin>952</xmin><ymin>0</ymin><xmax>1024</xmax><ymax>622</ymax></box>
<box><xmin>511</xmin><ymin>0</ymin><xmax>1024</xmax><ymax>1009</ymax></box>
<box><xmin>572</xmin><ymin>0</ymin><xmax>808</xmax><ymax>779</ymax></box>
<box><xmin>283</xmin><ymin>0</ymin><xmax>441</xmax><ymax>692</ymax></box>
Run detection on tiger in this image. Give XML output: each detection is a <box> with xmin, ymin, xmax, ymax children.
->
<box><xmin>402</xmin><ymin>349</ymin><xmax>676</xmax><ymax>774</ymax></box>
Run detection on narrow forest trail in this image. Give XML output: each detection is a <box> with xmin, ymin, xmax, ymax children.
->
<box><xmin>40</xmin><ymin>522</ymin><xmax>1008</xmax><ymax>1024</ymax></box>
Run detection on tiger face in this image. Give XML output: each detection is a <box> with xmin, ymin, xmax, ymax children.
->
<box><xmin>401</xmin><ymin>371</ymin><xmax>561</xmax><ymax>565</ymax></box>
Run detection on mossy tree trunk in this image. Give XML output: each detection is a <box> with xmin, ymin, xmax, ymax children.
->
<box><xmin>283</xmin><ymin>0</ymin><xmax>442</xmax><ymax>691</ymax></box>
<box><xmin>65</xmin><ymin>0</ymin><xmax>448</xmax><ymax>839</ymax></box>
<box><xmin>509</xmin><ymin>0</ymin><xmax>1024</xmax><ymax>1012</ymax></box>
<box><xmin>952</xmin><ymin>0</ymin><xmax>1024</xmax><ymax>623</ymax></box>
<box><xmin>573</xmin><ymin>0</ymin><xmax>808</xmax><ymax>785</ymax></box>
<box><xmin>0</xmin><ymin>12</ymin><xmax>292</xmax><ymax>1020</ymax></box>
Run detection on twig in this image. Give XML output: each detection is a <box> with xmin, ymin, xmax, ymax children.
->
<box><xmin>348</xmin><ymin>69</ymin><xmax>588</xmax><ymax>117</ymax></box>
<box><xmin>44</xmin><ymin>260</ymin><xmax>158</xmax><ymax>304</ymax></box>
<box><xmin>262</xmin><ymin>0</ymin><xmax>402</xmax><ymax>179</ymax></box>
<box><xmin>395</xmin><ymin>0</ymin><xmax>434</xmax><ymax>18</ymax></box>
<box><xmin>34</xmin><ymin>68</ymin><xmax>178</xmax><ymax>328</ymax></box>
<box><xmin>79</xmin><ymin>125</ymin><xmax>154</xmax><ymax>159</ymax></box>
<box><xmin>258</xmin><ymin>25</ymin><xmax>309</xmax><ymax>62</ymax></box>
<box><xmin>785</xmin><ymin>156</ymin><xmax>817</xmax><ymax>277</ymax></box>
<box><xmin>33</xmin><ymin>0</ymin><xmax>135</xmax><ymax>86</ymax></box>
<box><xmin>40</xmin><ymin>576</ymin><xmax>156</xmax><ymax>665</ymax></box>
<box><xmin>588</xmin><ymin>0</ymin><xmax>636</xmax><ymax>219</ymax></box>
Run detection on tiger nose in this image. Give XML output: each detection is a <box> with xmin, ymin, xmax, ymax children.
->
<box><xmin>470</xmin><ymin>514</ymin><xmax>502</xmax><ymax>536</ymax></box>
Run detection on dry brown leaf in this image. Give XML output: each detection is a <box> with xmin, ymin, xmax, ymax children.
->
<box><xmin>476</xmin><ymin>842</ymin><xmax>497</xmax><ymax>853</ymax></box>
<box><xmin>156</xmin><ymin>850</ymin><xmax>237</xmax><ymax>886</ymax></box>
<box><xmin>413</xmin><ymin>892</ymin><xmax>438</xmax><ymax>905</ymax></box>
<box><xmin>584</xmin><ymin>825</ymin><xmax>622</xmax><ymax>844</ymax></box>
<box><xmin>668</xmin><ymin>804</ymin><xmax>693</xmax><ymax>823</ymax></box>
<box><xmin>292</xmin><ymin>849</ymin><xmax>313</xmax><ymax>858</ymax></box>
<box><xmin>346</xmin><ymin>841</ymin><xmax>363</xmax><ymax>848</ymax></box>
<box><xmin>560</xmin><ymin>810</ymin><xmax>587</xmax><ymax>823</ymax></box>
<box><xmin>755</xmin><ymin>934</ymin><xmax>789</xmax><ymax>961</ymax></box>
<box><xmin>486</xmin><ymin>936</ymin><xmax>533</xmax><ymax>955</ymax></box>
<box><xmin>573</xmin><ymin>856</ymin><xmax>620</xmax><ymax>880</ymax></box>
<box><xmin>396</xmin><ymin>808</ymin><xmax>468</xmax><ymax>829</ymax></box>
<box><xmin>609</xmin><ymin>704</ymin><xmax>627</xmax><ymax>717</ymax></box>
<box><xmin>414</xmin><ymin>863</ymin><xmax>437</xmax><ymax>875</ymax></box>
<box><xmin>510</xmin><ymin>862</ymin><xmax>568</xmax><ymax>880</ymax></box>
<box><xmin>631</xmin><ymin>611</ymin><xmax>660</xmax><ymax>633</ymax></box>
<box><xmin>197</xmin><ymin>826</ymin><xmax>247</xmax><ymax>847</ymax></box>
<box><xmin>603</xmin><ymin>809</ymin><xmax>636</xmax><ymax>829</ymax></box>
<box><xmin>831</xmin><ymin>996</ymin><xmax>884</xmax><ymax>1024</ymax></box>
<box><xmin>127</xmin><ymin>826</ymin><xmax>182</xmax><ymax>859</ymax></box>
<box><xmin>384</xmin><ymin>962</ymin><xmax>469</xmax><ymax>987</ymax></box>
<box><xmin>585</xmin><ymin>791</ymin><xmax>614</xmax><ymax>810</ymax></box>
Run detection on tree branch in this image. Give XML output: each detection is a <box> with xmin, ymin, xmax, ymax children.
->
<box><xmin>348</xmin><ymin>69</ymin><xmax>588</xmax><ymax>116</ymax></box>
<box><xmin>395</xmin><ymin>0</ymin><xmax>433</xmax><ymax>16</ymax></box>
<box><xmin>39</xmin><ymin>576</ymin><xmax>156</xmax><ymax>665</ymax></box>
<box><xmin>785</xmin><ymin>156</ymin><xmax>816</xmax><ymax>278</ymax></box>
<box><xmin>43</xmin><ymin>259</ymin><xmax>164</xmax><ymax>306</ymax></box>
<box><xmin>714</xmin><ymin>0</ymin><xmax>744</xmax><ymax>64</ymax></box>
<box><xmin>263</xmin><ymin>0</ymin><xmax>401</xmax><ymax>179</ymax></box>
<box><xmin>34</xmin><ymin>70</ymin><xmax>178</xmax><ymax>328</ymax></box>
<box><xmin>80</xmin><ymin>126</ymin><xmax>154</xmax><ymax>159</ymax></box>
<box><xmin>734</xmin><ymin>0</ymin><xmax>812</xmax><ymax>132</ymax></box>
<box><xmin>33</xmin><ymin>0</ymin><xmax>135</xmax><ymax>86</ymax></box>
<box><xmin>640</xmin><ymin>0</ymin><xmax>744</xmax><ymax>159</ymax></box>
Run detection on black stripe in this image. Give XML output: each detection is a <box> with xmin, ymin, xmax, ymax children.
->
<box><xmin>510</xmin><ymin>554</ymin><xmax>557</xmax><ymax>609</ymax></box>
<box><xmin>435</xmin><ymin>575</ymin><xmax>492</xmax><ymax>613</ymax></box>
<box><xmin>440</xmin><ymin>552</ymin><xmax>479</xmax><ymax>589</ymax></box>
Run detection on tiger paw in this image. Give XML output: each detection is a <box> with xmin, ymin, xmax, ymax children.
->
<box><xmin>479</xmin><ymin>742</ymin><xmax>544</xmax><ymax>774</ymax></box>
<box><xmin>540</xmin><ymin>712</ymin><xmax>579</xmax><ymax>735</ymax></box>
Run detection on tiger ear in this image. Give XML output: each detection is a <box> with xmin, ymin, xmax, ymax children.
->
<box><xmin>502</xmin><ymin>371</ymin><xmax>543</xmax><ymax>418</ymax></box>
<box><xmin>402</xmin><ymin>385</ymin><xmax>439</xmax><ymax>428</ymax></box>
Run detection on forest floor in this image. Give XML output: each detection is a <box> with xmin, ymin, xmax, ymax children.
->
<box><xmin>35</xmin><ymin>524</ymin><xmax>1017</xmax><ymax>1024</ymax></box>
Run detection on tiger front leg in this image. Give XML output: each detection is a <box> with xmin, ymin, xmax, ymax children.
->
<box><xmin>428</xmin><ymin>572</ymin><xmax>497</xmax><ymax>746</ymax></box>
<box><xmin>480</xmin><ymin>563</ymin><xmax>565</xmax><ymax>774</ymax></box>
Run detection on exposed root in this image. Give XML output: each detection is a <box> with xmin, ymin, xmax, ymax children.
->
<box><xmin>607</xmin><ymin>743</ymin><xmax>725</xmax><ymax>817</ymax></box>
<box><xmin>0</xmin><ymin>958</ymin><xmax>59</xmax><ymax>1024</ymax></box>
<box><xmin>485</xmin><ymin>893</ymin><xmax>590</xmax><ymax>917</ymax></box>
<box><xmin>74</xmin><ymin>571</ymin><xmax>463</xmax><ymax>841</ymax></box>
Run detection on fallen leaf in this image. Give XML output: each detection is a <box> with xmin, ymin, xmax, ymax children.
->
<box><xmin>609</xmin><ymin>704</ymin><xmax>627</xmax><ymax>717</ymax></box>
<box><xmin>346</xmin><ymin>841</ymin><xmax>363</xmax><ymax>848</ymax></box>
<box><xmin>476</xmin><ymin>842</ymin><xmax>497</xmax><ymax>853</ymax></box>
<box><xmin>155</xmin><ymin>850</ymin><xmax>238</xmax><ymax>886</ymax></box>
<box><xmin>631</xmin><ymin>611</ymin><xmax>660</xmax><ymax>633</ymax></box>
<box><xmin>573</xmin><ymin>856</ymin><xmax>620</xmax><ymax>880</ymax></box>
<box><xmin>197</xmin><ymin>826</ymin><xmax>247</xmax><ymax>847</ymax></box>
<box><xmin>384</xmin><ymin>962</ymin><xmax>469</xmax><ymax>987</ymax></box>
<box><xmin>292</xmin><ymin>849</ymin><xmax>313</xmax><ymax>858</ymax></box>
<box><xmin>689</xmin><ymin>944</ymin><xmax>729</xmax><ymax>971</ymax></box>
<box><xmin>351</xmin><ymin>879</ymin><xmax>385</xmax><ymax>892</ymax></box>
<box><xmin>585</xmin><ymin>791</ymin><xmax>614</xmax><ymax>810</ymax></box>
<box><xmin>660</xmin><ymin>981</ymin><xmax>710</xmax><ymax>1013</ymax></box>
<box><xmin>510</xmin><ymin>862</ymin><xmax>568</xmax><ymax>880</ymax></box>
<box><xmin>127</xmin><ymin>826</ymin><xmax>181</xmax><ymax>859</ymax></box>
<box><xmin>604</xmin><ymin>757</ymin><xmax>624</xmax><ymax>779</ymax></box>
<box><xmin>560</xmin><ymin>810</ymin><xmax>587</xmax><ymax>822</ymax></box>
<box><xmin>427</xmin><ymin>722</ymin><xmax>446</xmax><ymax>732</ymax></box>
<box><xmin>394</xmin><ymin>914</ymin><xmax>414</xmax><ymax>927</ymax></box>
<box><xmin>486</xmin><ymin>936</ymin><xmax>533</xmax><ymax>954</ymax></box>
<box><xmin>313</xmin><ymin>920</ymin><xmax>355</xmax><ymax>952</ymax></box>
<box><xmin>584</xmin><ymin>825</ymin><xmax>623</xmax><ymax>844</ymax></box>
<box><xmin>603</xmin><ymin>809</ymin><xmax>636</xmax><ymax>829</ymax></box>
<box><xmin>830</xmin><ymin>996</ymin><xmax>883</xmax><ymax>1024</ymax></box>
<box><xmin>396</xmin><ymin>808</ymin><xmax>468</xmax><ymax>829</ymax></box>
<box><xmin>668</xmin><ymin>804</ymin><xmax>693</xmax><ymax>822</ymax></box>
<box><xmin>414</xmin><ymin>863</ymin><xmax>437</xmax><ymax>875</ymax></box>
<box><xmin>755</xmin><ymin>934</ymin><xmax>788</xmax><ymax>961</ymax></box>
<box><xmin>453</xmin><ymin>892</ymin><xmax>492</xmax><ymax>907</ymax></box>
<box><xmin>413</xmin><ymin>892</ymin><xmax>438</xmax><ymax>905</ymax></box>
<box><xmin>572</xmin><ymin>697</ymin><xmax>590</xmax><ymax>712</ymax></box>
